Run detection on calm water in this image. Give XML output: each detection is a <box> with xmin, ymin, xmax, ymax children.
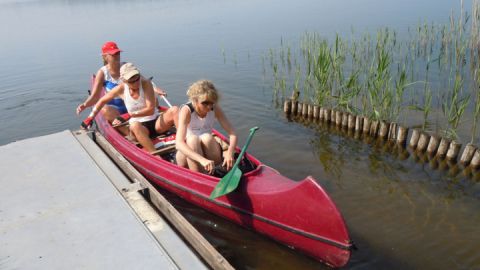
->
<box><xmin>1</xmin><ymin>0</ymin><xmax>479</xmax><ymax>269</ymax></box>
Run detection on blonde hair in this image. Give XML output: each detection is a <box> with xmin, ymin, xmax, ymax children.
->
<box><xmin>187</xmin><ymin>80</ymin><xmax>219</xmax><ymax>103</ymax></box>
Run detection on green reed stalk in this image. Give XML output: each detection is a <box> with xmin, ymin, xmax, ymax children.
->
<box><xmin>442</xmin><ymin>73</ymin><xmax>470</xmax><ymax>139</ymax></box>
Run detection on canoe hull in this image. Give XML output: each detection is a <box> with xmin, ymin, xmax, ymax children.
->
<box><xmin>94</xmin><ymin>101</ymin><xmax>352</xmax><ymax>268</ymax></box>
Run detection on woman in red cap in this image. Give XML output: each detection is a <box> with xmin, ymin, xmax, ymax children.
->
<box><xmin>76</xmin><ymin>41</ymin><xmax>127</xmax><ymax>122</ymax></box>
<box><xmin>76</xmin><ymin>42</ymin><xmax>168</xmax><ymax>124</ymax></box>
<box><xmin>84</xmin><ymin>62</ymin><xmax>179</xmax><ymax>153</ymax></box>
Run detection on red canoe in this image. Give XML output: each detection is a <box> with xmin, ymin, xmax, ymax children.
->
<box><xmin>92</xmin><ymin>90</ymin><xmax>353</xmax><ymax>268</ymax></box>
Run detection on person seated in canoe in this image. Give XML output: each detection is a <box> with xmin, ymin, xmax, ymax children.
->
<box><xmin>76</xmin><ymin>41</ymin><xmax>168</xmax><ymax>131</ymax></box>
<box><xmin>83</xmin><ymin>62</ymin><xmax>179</xmax><ymax>153</ymax></box>
<box><xmin>175</xmin><ymin>80</ymin><xmax>238</xmax><ymax>175</ymax></box>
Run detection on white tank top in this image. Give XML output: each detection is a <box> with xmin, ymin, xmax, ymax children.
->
<box><xmin>185</xmin><ymin>103</ymin><xmax>216</xmax><ymax>137</ymax></box>
<box><xmin>124</xmin><ymin>83</ymin><xmax>158</xmax><ymax>123</ymax></box>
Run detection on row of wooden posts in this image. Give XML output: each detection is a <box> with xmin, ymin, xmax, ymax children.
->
<box><xmin>284</xmin><ymin>99</ymin><xmax>480</xmax><ymax>169</ymax></box>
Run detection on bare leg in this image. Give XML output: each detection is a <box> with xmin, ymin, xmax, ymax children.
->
<box><xmin>103</xmin><ymin>106</ymin><xmax>128</xmax><ymax>136</ymax></box>
<box><xmin>200</xmin><ymin>133</ymin><xmax>222</xmax><ymax>165</ymax></box>
<box><xmin>102</xmin><ymin>106</ymin><xmax>120</xmax><ymax>122</ymax></box>
<box><xmin>176</xmin><ymin>150</ymin><xmax>188</xmax><ymax>168</ymax></box>
<box><xmin>155</xmin><ymin>106</ymin><xmax>179</xmax><ymax>134</ymax></box>
<box><xmin>185</xmin><ymin>135</ymin><xmax>205</xmax><ymax>173</ymax></box>
<box><xmin>130</xmin><ymin>122</ymin><xmax>155</xmax><ymax>153</ymax></box>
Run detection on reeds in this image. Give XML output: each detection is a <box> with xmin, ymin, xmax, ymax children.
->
<box><xmin>267</xmin><ymin>0</ymin><xmax>480</xmax><ymax>145</ymax></box>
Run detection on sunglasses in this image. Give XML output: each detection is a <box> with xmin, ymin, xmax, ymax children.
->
<box><xmin>201</xmin><ymin>100</ymin><xmax>215</xmax><ymax>107</ymax></box>
<box><xmin>127</xmin><ymin>75</ymin><xmax>140</xmax><ymax>84</ymax></box>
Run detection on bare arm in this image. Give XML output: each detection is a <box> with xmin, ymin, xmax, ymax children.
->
<box><xmin>77</xmin><ymin>68</ymin><xmax>105</xmax><ymax>115</ymax></box>
<box><xmin>87</xmin><ymin>84</ymin><xmax>124</xmax><ymax>119</ymax></box>
<box><xmin>215</xmin><ymin>105</ymin><xmax>237</xmax><ymax>169</ymax></box>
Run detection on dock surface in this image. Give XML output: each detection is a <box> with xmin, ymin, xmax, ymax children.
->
<box><xmin>0</xmin><ymin>130</ymin><xmax>207</xmax><ymax>269</ymax></box>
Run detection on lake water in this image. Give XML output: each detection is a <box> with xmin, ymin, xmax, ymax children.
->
<box><xmin>1</xmin><ymin>0</ymin><xmax>479</xmax><ymax>269</ymax></box>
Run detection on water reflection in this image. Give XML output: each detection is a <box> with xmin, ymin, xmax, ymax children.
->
<box><xmin>305</xmin><ymin>118</ymin><xmax>480</xmax><ymax>202</ymax></box>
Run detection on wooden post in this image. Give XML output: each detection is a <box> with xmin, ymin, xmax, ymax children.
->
<box><xmin>470</xmin><ymin>149</ymin><xmax>480</xmax><ymax>169</ymax></box>
<box><xmin>446</xmin><ymin>140</ymin><xmax>462</xmax><ymax>161</ymax></box>
<box><xmin>295</xmin><ymin>102</ymin><xmax>301</xmax><ymax>116</ymax></box>
<box><xmin>388</xmin><ymin>122</ymin><xmax>397</xmax><ymax>141</ymax></box>
<box><xmin>313</xmin><ymin>105</ymin><xmax>320</xmax><ymax>119</ymax></box>
<box><xmin>417</xmin><ymin>132</ymin><xmax>430</xmax><ymax>152</ymax></box>
<box><xmin>436</xmin><ymin>138</ymin><xmax>451</xmax><ymax>158</ymax></box>
<box><xmin>396</xmin><ymin>126</ymin><xmax>408</xmax><ymax>146</ymax></box>
<box><xmin>369</xmin><ymin>120</ymin><xmax>379</xmax><ymax>137</ymax></box>
<box><xmin>330</xmin><ymin>109</ymin><xmax>336</xmax><ymax>123</ymax></box>
<box><xmin>291</xmin><ymin>100</ymin><xmax>298</xmax><ymax>115</ymax></box>
<box><xmin>409</xmin><ymin>129</ymin><xmax>420</xmax><ymax>148</ymax></box>
<box><xmin>341</xmin><ymin>112</ymin><xmax>349</xmax><ymax>128</ymax></box>
<box><xmin>302</xmin><ymin>103</ymin><xmax>308</xmax><ymax>117</ymax></box>
<box><xmin>283</xmin><ymin>99</ymin><xmax>291</xmax><ymax>114</ymax></box>
<box><xmin>378</xmin><ymin>121</ymin><xmax>389</xmax><ymax>139</ymax></box>
<box><xmin>325</xmin><ymin>108</ymin><xmax>331</xmax><ymax>122</ymax></box>
<box><xmin>460</xmin><ymin>143</ymin><xmax>477</xmax><ymax>166</ymax></box>
<box><xmin>355</xmin><ymin>115</ymin><xmax>363</xmax><ymax>132</ymax></box>
<box><xmin>363</xmin><ymin>117</ymin><xmax>370</xmax><ymax>134</ymax></box>
<box><xmin>318</xmin><ymin>107</ymin><xmax>324</xmax><ymax>121</ymax></box>
<box><xmin>335</xmin><ymin>111</ymin><xmax>342</xmax><ymax>126</ymax></box>
<box><xmin>348</xmin><ymin>114</ymin><xmax>355</xmax><ymax>130</ymax></box>
<box><xmin>426</xmin><ymin>135</ymin><xmax>440</xmax><ymax>155</ymax></box>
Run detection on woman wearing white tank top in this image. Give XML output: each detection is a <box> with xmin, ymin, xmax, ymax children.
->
<box><xmin>84</xmin><ymin>63</ymin><xmax>179</xmax><ymax>153</ymax></box>
<box><xmin>176</xmin><ymin>80</ymin><xmax>238</xmax><ymax>175</ymax></box>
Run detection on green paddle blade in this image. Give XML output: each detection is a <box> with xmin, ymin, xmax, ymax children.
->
<box><xmin>210</xmin><ymin>167</ymin><xmax>242</xmax><ymax>199</ymax></box>
<box><xmin>210</xmin><ymin>126</ymin><xmax>259</xmax><ymax>199</ymax></box>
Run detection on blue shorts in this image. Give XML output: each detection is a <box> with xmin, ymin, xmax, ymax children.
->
<box><xmin>107</xmin><ymin>98</ymin><xmax>128</xmax><ymax>114</ymax></box>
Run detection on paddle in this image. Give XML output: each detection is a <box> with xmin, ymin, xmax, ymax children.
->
<box><xmin>210</xmin><ymin>126</ymin><xmax>259</xmax><ymax>199</ymax></box>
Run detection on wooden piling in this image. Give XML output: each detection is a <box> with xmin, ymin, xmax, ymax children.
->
<box><xmin>363</xmin><ymin>117</ymin><xmax>370</xmax><ymax>134</ymax></box>
<box><xmin>369</xmin><ymin>120</ymin><xmax>379</xmax><ymax>137</ymax></box>
<box><xmin>446</xmin><ymin>140</ymin><xmax>462</xmax><ymax>161</ymax></box>
<box><xmin>302</xmin><ymin>103</ymin><xmax>308</xmax><ymax>117</ymax></box>
<box><xmin>470</xmin><ymin>149</ymin><xmax>480</xmax><ymax>169</ymax></box>
<box><xmin>436</xmin><ymin>138</ymin><xmax>450</xmax><ymax>158</ymax></box>
<box><xmin>335</xmin><ymin>111</ymin><xmax>342</xmax><ymax>126</ymax></box>
<box><xmin>460</xmin><ymin>143</ymin><xmax>476</xmax><ymax>166</ymax></box>
<box><xmin>378</xmin><ymin>121</ymin><xmax>389</xmax><ymax>139</ymax></box>
<box><xmin>355</xmin><ymin>116</ymin><xmax>363</xmax><ymax>132</ymax></box>
<box><xmin>313</xmin><ymin>105</ymin><xmax>320</xmax><ymax>119</ymax></box>
<box><xmin>318</xmin><ymin>107</ymin><xmax>325</xmax><ymax>121</ymax></box>
<box><xmin>295</xmin><ymin>102</ymin><xmax>302</xmax><ymax>116</ymax></box>
<box><xmin>426</xmin><ymin>135</ymin><xmax>440</xmax><ymax>155</ymax></box>
<box><xmin>307</xmin><ymin>104</ymin><xmax>314</xmax><ymax>118</ymax></box>
<box><xmin>330</xmin><ymin>109</ymin><xmax>336</xmax><ymax>123</ymax></box>
<box><xmin>396</xmin><ymin>126</ymin><xmax>408</xmax><ymax>146</ymax></box>
<box><xmin>283</xmin><ymin>99</ymin><xmax>291</xmax><ymax>114</ymax></box>
<box><xmin>387</xmin><ymin>122</ymin><xmax>397</xmax><ymax>141</ymax></box>
<box><xmin>324</xmin><ymin>108</ymin><xmax>331</xmax><ymax>122</ymax></box>
<box><xmin>291</xmin><ymin>100</ymin><xmax>298</xmax><ymax>115</ymax></box>
<box><xmin>409</xmin><ymin>129</ymin><xmax>420</xmax><ymax>148</ymax></box>
<box><xmin>348</xmin><ymin>114</ymin><xmax>355</xmax><ymax>130</ymax></box>
<box><xmin>417</xmin><ymin>132</ymin><xmax>430</xmax><ymax>152</ymax></box>
<box><xmin>341</xmin><ymin>113</ymin><xmax>349</xmax><ymax>128</ymax></box>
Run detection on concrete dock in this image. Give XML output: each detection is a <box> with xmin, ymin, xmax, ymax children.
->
<box><xmin>0</xmin><ymin>130</ymin><xmax>215</xmax><ymax>269</ymax></box>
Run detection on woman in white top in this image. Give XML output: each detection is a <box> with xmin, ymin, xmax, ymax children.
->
<box><xmin>176</xmin><ymin>80</ymin><xmax>237</xmax><ymax>175</ymax></box>
<box><xmin>86</xmin><ymin>63</ymin><xmax>179</xmax><ymax>153</ymax></box>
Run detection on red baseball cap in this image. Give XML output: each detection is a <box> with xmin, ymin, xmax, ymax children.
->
<box><xmin>101</xmin><ymin>41</ymin><xmax>122</xmax><ymax>55</ymax></box>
